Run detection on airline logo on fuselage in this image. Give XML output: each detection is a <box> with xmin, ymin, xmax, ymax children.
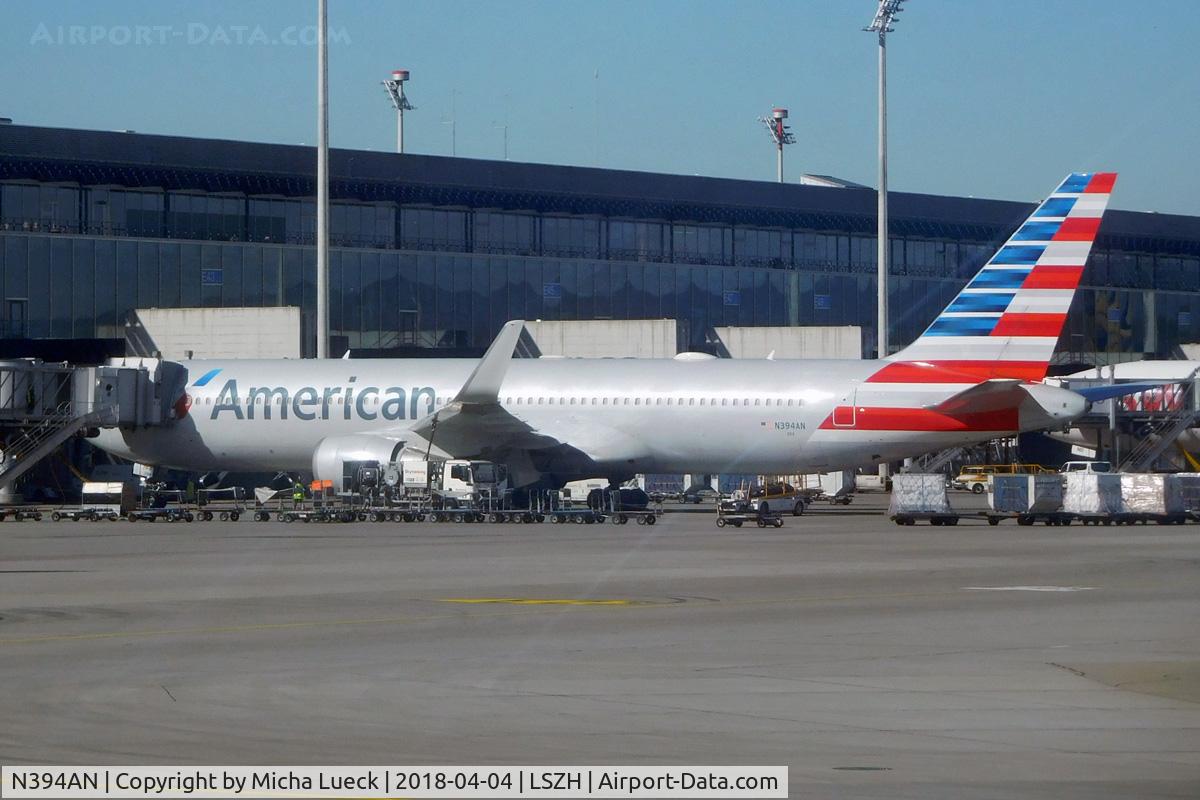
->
<box><xmin>207</xmin><ymin>378</ymin><xmax>437</xmax><ymax>422</ymax></box>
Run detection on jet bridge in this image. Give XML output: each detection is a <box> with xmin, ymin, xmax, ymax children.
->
<box><xmin>0</xmin><ymin>358</ymin><xmax>185</xmax><ymax>490</ymax></box>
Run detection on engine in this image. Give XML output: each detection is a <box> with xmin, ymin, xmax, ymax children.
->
<box><xmin>311</xmin><ymin>433</ymin><xmax>408</xmax><ymax>492</ymax></box>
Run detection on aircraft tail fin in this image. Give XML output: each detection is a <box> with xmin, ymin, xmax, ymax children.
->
<box><xmin>889</xmin><ymin>172</ymin><xmax>1116</xmax><ymax>381</ymax></box>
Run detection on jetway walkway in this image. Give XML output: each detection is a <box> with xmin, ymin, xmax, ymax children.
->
<box><xmin>0</xmin><ymin>359</ymin><xmax>184</xmax><ymax>490</ymax></box>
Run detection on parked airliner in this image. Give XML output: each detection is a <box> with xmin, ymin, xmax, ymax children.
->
<box><xmin>95</xmin><ymin>173</ymin><xmax>1121</xmax><ymax>488</ymax></box>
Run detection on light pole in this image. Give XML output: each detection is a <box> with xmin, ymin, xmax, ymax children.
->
<box><xmin>315</xmin><ymin>0</ymin><xmax>330</xmax><ymax>358</ymax></box>
<box><xmin>865</xmin><ymin>0</ymin><xmax>904</xmax><ymax>359</ymax></box>
<box><xmin>382</xmin><ymin>69</ymin><xmax>414</xmax><ymax>154</ymax></box>
<box><xmin>758</xmin><ymin>108</ymin><xmax>795</xmax><ymax>183</ymax></box>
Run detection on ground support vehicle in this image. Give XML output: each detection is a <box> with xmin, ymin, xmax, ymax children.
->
<box><xmin>952</xmin><ymin>464</ymin><xmax>1056</xmax><ymax>494</ymax></box>
<box><xmin>890</xmin><ymin>511</ymin><xmax>960</xmax><ymax>526</ymax></box>
<box><xmin>536</xmin><ymin>490</ymin><xmax>603</xmax><ymax>524</ymax></box>
<box><xmin>1072</xmin><ymin>512</ymin><xmax>1188</xmax><ymax>526</ymax></box>
<box><xmin>364</xmin><ymin>499</ymin><xmax>430</xmax><ymax>522</ymax></box>
<box><xmin>604</xmin><ymin>500</ymin><xmax>661</xmax><ymax>525</ymax></box>
<box><xmin>980</xmin><ymin>511</ymin><xmax>1075</xmax><ymax>527</ymax></box>
<box><xmin>196</xmin><ymin>486</ymin><xmax>247</xmax><ymax>521</ymax></box>
<box><xmin>715</xmin><ymin>504</ymin><xmax>784</xmax><ymax>528</ymax></box>
<box><xmin>128</xmin><ymin>489</ymin><xmax>194</xmax><ymax>522</ymax></box>
<box><xmin>52</xmin><ymin>481</ymin><xmax>138</xmax><ymax>521</ymax></box>
<box><xmin>0</xmin><ymin>506</ymin><xmax>45</xmax><ymax>521</ymax></box>
<box><xmin>51</xmin><ymin>507</ymin><xmax>119</xmax><ymax>522</ymax></box>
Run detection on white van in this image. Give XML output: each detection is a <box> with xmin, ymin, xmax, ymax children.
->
<box><xmin>1060</xmin><ymin>461</ymin><xmax>1112</xmax><ymax>474</ymax></box>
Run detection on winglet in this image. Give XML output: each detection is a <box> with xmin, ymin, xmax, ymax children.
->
<box><xmin>454</xmin><ymin>320</ymin><xmax>525</xmax><ymax>404</ymax></box>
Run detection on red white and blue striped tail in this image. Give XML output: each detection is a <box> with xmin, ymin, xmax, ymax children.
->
<box><xmin>888</xmin><ymin>172</ymin><xmax>1116</xmax><ymax>381</ymax></box>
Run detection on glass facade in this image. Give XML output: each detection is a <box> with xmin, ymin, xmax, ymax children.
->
<box><xmin>1</xmin><ymin>176</ymin><xmax>1199</xmax><ymax>361</ymax></box>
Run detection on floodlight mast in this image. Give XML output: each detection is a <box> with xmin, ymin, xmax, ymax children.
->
<box><xmin>864</xmin><ymin>0</ymin><xmax>904</xmax><ymax>359</ymax></box>
<box><xmin>758</xmin><ymin>108</ymin><xmax>796</xmax><ymax>183</ymax></box>
<box><xmin>382</xmin><ymin>69</ymin><xmax>414</xmax><ymax>154</ymax></box>
<box><xmin>315</xmin><ymin>0</ymin><xmax>329</xmax><ymax>359</ymax></box>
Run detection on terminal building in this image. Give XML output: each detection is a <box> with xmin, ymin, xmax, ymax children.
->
<box><xmin>1</xmin><ymin>123</ymin><xmax>1199</xmax><ymax>365</ymax></box>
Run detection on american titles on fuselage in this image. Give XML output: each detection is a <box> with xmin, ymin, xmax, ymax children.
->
<box><xmin>204</xmin><ymin>378</ymin><xmax>437</xmax><ymax>422</ymax></box>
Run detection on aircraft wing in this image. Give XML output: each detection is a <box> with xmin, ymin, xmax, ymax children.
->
<box><xmin>404</xmin><ymin>321</ymin><xmax>593</xmax><ymax>483</ymax></box>
<box><xmin>408</xmin><ymin>319</ymin><xmax>545</xmax><ymax>451</ymax></box>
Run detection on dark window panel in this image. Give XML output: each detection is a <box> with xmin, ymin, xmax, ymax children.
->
<box><xmin>92</xmin><ymin>239</ymin><xmax>118</xmax><ymax>333</ymax></box>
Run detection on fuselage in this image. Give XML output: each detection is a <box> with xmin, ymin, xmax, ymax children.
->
<box><xmin>92</xmin><ymin>356</ymin><xmax>1079</xmax><ymax>481</ymax></box>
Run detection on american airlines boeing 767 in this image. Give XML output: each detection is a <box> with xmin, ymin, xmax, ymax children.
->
<box><xmin>95</xmin><ymin>173</ymin><xmax>1124</xmax><ymax>488</ymax></box>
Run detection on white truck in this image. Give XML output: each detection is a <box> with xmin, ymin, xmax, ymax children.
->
<box><xmin>389</xmin><ymin>457</ymin><xmax>508</xmax><ymax>509</ymax></box>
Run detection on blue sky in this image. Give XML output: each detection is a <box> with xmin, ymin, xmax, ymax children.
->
<box><xmin>3</xmin><ymin>0</ymin><xmax>1196</xmax><ymax>214</ymax></box>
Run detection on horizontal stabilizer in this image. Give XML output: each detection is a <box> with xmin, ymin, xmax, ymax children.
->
<box><xmin>928</xmin><ymin>379</ymin><xmax>1024</xmax><ymax>414</ymax></box>
<box><xmin>1073</xmin><ymin>382</ymin><xmax>1165</xmax><ymax>404</ymax></box>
